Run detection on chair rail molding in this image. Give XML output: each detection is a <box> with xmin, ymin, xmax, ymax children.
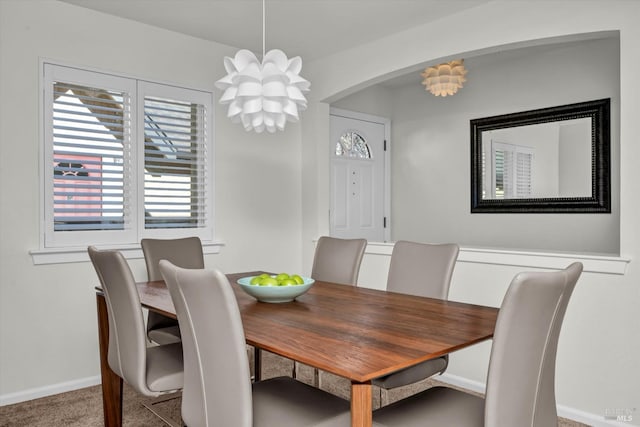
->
<box><xmin>363</xmin><ymin>242</ymin><xmax>629</xmax><ymax>275</ymax></box>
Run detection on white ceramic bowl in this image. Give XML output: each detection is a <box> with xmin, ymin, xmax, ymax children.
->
<box><xmin>236</xmin><ymin>275</ymin><xmax>315</xmax><ymax>303</ymax></box>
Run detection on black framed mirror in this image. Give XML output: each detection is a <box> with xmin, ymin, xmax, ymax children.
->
<box><xmin>470</xmin><ymin>98</ymin><xmax>610</xmax><ymax>213</ymax></box>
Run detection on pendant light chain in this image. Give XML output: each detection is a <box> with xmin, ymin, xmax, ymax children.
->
<box><xmin>262</xmin><ymin>0</ymin><xmax>266</xmax><ymax>60</ymax></box>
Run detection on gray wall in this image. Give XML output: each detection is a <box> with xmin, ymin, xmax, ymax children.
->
<box><xmin>333</xmin><ymin>37</ymin><xmax>619</xmax><ymax>254</ymax></box>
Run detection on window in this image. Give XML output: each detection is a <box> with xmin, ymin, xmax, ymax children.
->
<box><xmin>42</xmin><ymin>64</ymin><xmax>213</xmax><ymax>249</ymax></box>
<box><xmin>335</xmin><ymin>131</ymin><xmax>371</xmax><ymax>159</ymax></box>
<box><xmin>488</xmin><ymin>141</ymin><xmax>533</xmax><ymax>199</ymax></box>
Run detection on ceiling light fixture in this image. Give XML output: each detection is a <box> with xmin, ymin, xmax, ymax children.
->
<box><xmin>215</xmin><ymin>0</ymin><xmax>310</xmax><ymax>133</ymax></box>
<box><xmin>421</xmin><ymin>59</ymin><xmax>467</xmax><ymax>97</ymax></box>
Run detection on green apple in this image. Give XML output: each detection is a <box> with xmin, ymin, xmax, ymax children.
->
<box><xmin>280</xmin><ymin>278</ymin><xmax>296</xmax><ymax>286</ymax></box>
<box><xmin>250</xmin><ymin>276</ymin><xmax>261</xmax><ymax>285</ymax></box>
<box><xmin>259</xmin><ymin>277</ymin><xmax>279</xmax><ymax>286</ymax></box>
<box><xmin>291</xmin><ymin>274</ymin><xmax>304</xmax><ymax>285</ymax></box>
<box><xmin>275</xmin><ymin>273</ymin><xmax>290</xmax><ymax>282</ymax></box>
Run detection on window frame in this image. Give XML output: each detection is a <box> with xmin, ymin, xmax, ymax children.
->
<box><xmin>38</xmin><ymin>62</ymin><xmax>215</xmax><ymax>260</ymax></box>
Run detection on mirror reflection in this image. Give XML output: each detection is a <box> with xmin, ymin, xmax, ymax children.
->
<box><xmin>481</xmin><ymin>118</ymin><xmax>592</xmax><ymax>200</ymax></box>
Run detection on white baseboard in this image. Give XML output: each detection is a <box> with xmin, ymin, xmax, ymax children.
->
<box><xmin>438</xmin><ymin>373</ymin><xmax>633</xmax><ymax>427</ymax></box>
<box><xmin>438</xmin><ymin>372</ymin><xmax>486</xmax><ymax>394</ymax></box>
<box><xmin>1</xmin><ymin>373</ymin><xmax>634</xmax><ymax>427</ymax></box>
<box><xmin>0</xmin><ymin>375</ymin><xmax>101</xmax><ymax>406</ymax></box>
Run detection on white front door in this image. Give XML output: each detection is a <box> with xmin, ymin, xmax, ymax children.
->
<box><xmin>329</xmin><ymin>109</ymin><xmax>388</xmax><ymax>241</ymax></box>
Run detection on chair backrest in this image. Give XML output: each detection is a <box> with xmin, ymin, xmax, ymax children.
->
<box><xmin>141</xmin><ymin>237</ymin><xmax>205</xmax><ymax>281</ymax></box>
<box><xmin>311</xmin><ymin>236</ymin><xmax>367</xmax><ymax>285</ymax></box>
<box><xmin>386</xmin><ymin>241</ymin><xmax>459</xmax><ymax>299</ymax></box>
<box><xmin>141</xmin><ymin>237</ymin><xmax>205</xmax><ymax>333</ymax></box>
<box><xmin>160</xmin><ymin>261</ymin><xmax>252</xmax><ymax>427</ymax></box>
<box><xmin>88</xmin><ymin>246</ymin><xmax>149</xmax><ymax>395</ymax></box>
<box><xmin>484</xmin><ymin>262</ymin><xmax>583</xmax><ymax>427</ymax></box>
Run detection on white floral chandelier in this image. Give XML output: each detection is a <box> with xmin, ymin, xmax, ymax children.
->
<box><xmin>421</xmin><ymin>59</ymin><xmax>467</xmax><ymax>97</ymax></box>
<box><xmin>215</xmin><ymin>0</ymin><xmax>310</xmax><ymax>133</ymax></box>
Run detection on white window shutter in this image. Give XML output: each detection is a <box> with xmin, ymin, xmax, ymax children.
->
<box><xmin>137</xmin><ymin>82</ymin><xmax>213</xmax><ymax>241</ymax></box>
<box><xmin>491</xmin><ymin>141</ymin><xmax>534</xmax><ymax>200</ymax></box>
<box><xmin>51</xmin><ymin>83</ymin><xmax>130</xmax><ymax>231</ymax></box>
<box><xmin>42</xmin><ymin>64</ymin><xmax>213</xmax><ymax>248</ymax></box>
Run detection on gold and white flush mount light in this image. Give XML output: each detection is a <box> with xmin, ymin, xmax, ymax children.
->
<box><xmin>215</xmin><ymin>0</ymin><xmax>310</xmax><ymax>133</ymax></box>
<box><xmin>421</xmin><ymin>59</ymin><xmax>467</xmax><ymax>97</ymax></box>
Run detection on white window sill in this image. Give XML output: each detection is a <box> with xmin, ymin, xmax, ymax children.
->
<box><xmin>363</xmin><ymin>242</ymin><xmax>630</xmax><ymax>275</ymax></box>
<box><xmin>30</xmin><ymin>240</ymin><xmax>225</xmax><ymax>265</ymax></box>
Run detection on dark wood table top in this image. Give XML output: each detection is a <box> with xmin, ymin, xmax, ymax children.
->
<box><xmin>137</xmin><ymin>271</ymin><xmax>498</xmax><ymax>383</ymax></box>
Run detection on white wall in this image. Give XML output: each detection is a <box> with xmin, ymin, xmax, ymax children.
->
<box><xmin>303</xmin><ymin>1</ymin><xmax>639</xmax><ymax>425</ymax></box>
<box><xmin>0</xmin><ymin>0</ymin><xmax>303</xmax><ymax>400</ymax></box>
<box><xmin>333</xmin><ymin>36</ymin><xmax>619</xmax><ymax>254</ymax></box>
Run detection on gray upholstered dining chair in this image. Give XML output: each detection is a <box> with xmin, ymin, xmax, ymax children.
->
<box><xmin>298</xmin><ymin>236</ymin><xmax>367</xmax><ymax>385</ymax></box>
<box><xmin>373</xmin><ymin>240</ymin><xmax>459</xmax><ymax>405</ymax></box>
<box><xmin>372</xmin><ymin>262</ymin><xmax>583</xmax><ymax>427</ymax></box>
<box><xmin>311</xmin><ymin>236</ymin><xmax>368</xmax><ymax>285</ymax></box>
<box><xmin>141</xmin><ymin>237</ymin><xmax>204</xmax><ymax>345</ymax></box>
<box><xmin>88</xmin><ymin>246</ymin><xmax>183</xmax><ymax>425</ymax></box>
<box><xmin>159</xmin><ymin>260</ymin><xmax>351</xmax><ymax>427</ymax></box>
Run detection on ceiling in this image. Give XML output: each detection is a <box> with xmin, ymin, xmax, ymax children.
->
<box><xmin>59</xmin><ymin>0</ymin><xmax>490</xmax><ymax>61</ymax></box>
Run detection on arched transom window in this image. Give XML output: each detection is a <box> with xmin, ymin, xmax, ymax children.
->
<box><xmin>336</xmin><ymin>131</ymin><xmax>371</xmax><ymax>159</ymax></box>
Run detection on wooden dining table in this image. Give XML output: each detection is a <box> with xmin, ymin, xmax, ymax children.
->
<box><xmin>95</xmin><ymin>271</ymin><xmax>498</xmax><ymax>427</ymax></box>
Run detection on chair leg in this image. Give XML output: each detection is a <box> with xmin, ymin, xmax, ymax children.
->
<box><xmin>254</xmin><ymin>347</ymin><xmax>262</xmax><ymax>382</ymax></box>
<box><xmin>247</xmin><ymin>345</ymin><xmax>256</xmax><ymax>382</ymax></box>
<box><xmin>142</xmin><ymin>391</ymin><xmax>182</xmax><ymax>427</ymax></box>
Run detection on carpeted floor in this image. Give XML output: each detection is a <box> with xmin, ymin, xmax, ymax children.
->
<box><xmin>0</xmin><ymin>350</ymin><xmax>591</xmax><ymax>426</ymax></box>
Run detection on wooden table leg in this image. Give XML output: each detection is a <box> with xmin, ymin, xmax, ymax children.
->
<box><xmin>350</xmin><ymin>381</ymin><xmax>372</xmax><ymax>427</ymax></box>
<box><xmin>96</xmin><ymin>293</ymin><xmax>123</xmax><ymax>427</ymax></box>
